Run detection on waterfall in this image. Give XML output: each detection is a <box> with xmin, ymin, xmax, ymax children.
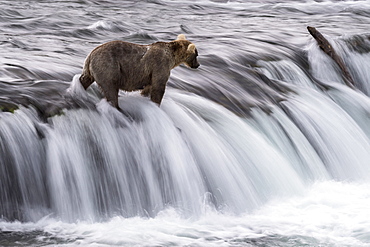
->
<box><xmin>1</xmin><ymin>32</ymin><xmax>370</xmax><ymax>228</ymax></box>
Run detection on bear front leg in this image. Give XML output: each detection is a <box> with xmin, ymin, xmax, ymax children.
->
<box><xmin>141</xmin><ymin>85</ymin><xmax>151</xmax><ymax>97</ymax></box>
<box><xmin>150</xmin><ymin>78</ymin><xmax>168</xmax><ymax>105</ymax></box>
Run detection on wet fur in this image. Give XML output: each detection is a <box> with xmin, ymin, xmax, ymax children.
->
<box><xmin>80</xmin><ymin>35</ymin><xmax>199</xmax><ymax>108</ymax></box>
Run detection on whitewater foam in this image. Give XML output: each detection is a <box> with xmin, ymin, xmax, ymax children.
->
<box><xmin>1</xmin><ymin>181</ymin><xmax>369</xmax><ymax>246</ymax></box>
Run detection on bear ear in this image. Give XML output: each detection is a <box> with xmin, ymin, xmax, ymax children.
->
<box><xmin>187</xmin><ymin>44</ymin><xmax>196</xmax><ymax>53</ymax></box>
<box><xmin>176</xmin><ymin>34</ymin><xmax>187</xmax><ymax>40</ymax></box>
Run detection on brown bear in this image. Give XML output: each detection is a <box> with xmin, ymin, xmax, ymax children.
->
<box><xmin>79</xmin><ymin>34</ymin><xmax>199</xmax><ymax>109</ymax></box>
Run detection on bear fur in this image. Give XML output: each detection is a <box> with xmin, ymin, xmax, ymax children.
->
<box><xmin>79</xmin><ymin>34</ymin><xmax>199</xmax><ymax>108</ymax></box>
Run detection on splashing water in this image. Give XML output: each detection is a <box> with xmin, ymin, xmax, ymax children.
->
<box><xmin>1</xmin><ymin>0</ymin><xmax>370</xmax><ymax>246</ymax></box>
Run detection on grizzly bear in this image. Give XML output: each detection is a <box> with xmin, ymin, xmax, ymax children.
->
<box><xmin>79</xmin><ymin>34</ymin><xmax>199</xmax><ymax>109</ymax></box>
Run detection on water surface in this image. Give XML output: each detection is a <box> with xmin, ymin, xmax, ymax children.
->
<box><xmin>1</xmin><ymin>0</ymin><xmax>370</xmax><ymax>246</ymax></box>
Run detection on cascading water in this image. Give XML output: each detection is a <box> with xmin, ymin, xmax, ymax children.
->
<box><xmin>1</xmin><ymin>0</ymin><xmax>370</xmax><ymax>246</ymax></box>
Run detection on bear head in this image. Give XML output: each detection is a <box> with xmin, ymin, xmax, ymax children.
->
<box><xmin>171</xmin><ymin>34</ymin><xmax>200</xmax><ymax>69</ymax></box>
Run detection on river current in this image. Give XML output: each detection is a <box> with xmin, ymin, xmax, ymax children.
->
<box><xmin>1</xmin><ymin>0</ymin><xmax>370</xmax><ymax>246</ymax></box>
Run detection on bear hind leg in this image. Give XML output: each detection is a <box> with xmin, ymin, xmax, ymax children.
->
<box><xmin>79</xmin><ymin>73</ymin><xmax>94</xmax><ymax>90</ymax></box>
<box><xmin>100</xmin><ymin>84</ymin><xmax>119</xmax><ymax>109</ymax></box>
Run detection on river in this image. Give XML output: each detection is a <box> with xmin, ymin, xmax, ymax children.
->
<box><xmin>1</xmin><ymin>0</ymin><xmax>370</xmax><ymax>246</ymax></box>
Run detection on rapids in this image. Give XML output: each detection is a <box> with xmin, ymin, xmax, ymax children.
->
<box><xmin>1</xmin><ymin>0</ymin><xmax>370</xmax><ymax>246</ymax></box>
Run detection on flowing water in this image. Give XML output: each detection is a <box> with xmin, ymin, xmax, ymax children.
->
<box><xmin>1</xmin><ymin>0</ymin><xmax>370</xmax><ymax>246</ymax></box>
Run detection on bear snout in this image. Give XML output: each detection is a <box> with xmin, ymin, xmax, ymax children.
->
<box><xmin>191</xmin><ymin>61</ymin><xmax>200</xmax><ymax>69</ymax></box>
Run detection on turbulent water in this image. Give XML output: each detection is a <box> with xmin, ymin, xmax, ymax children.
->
<box><xmin>1</xmin><ymin>0</ymin><xmax>370</xmax><ymax>246</ymax></box>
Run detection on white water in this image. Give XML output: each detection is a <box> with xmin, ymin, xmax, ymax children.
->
<box><xmin>2</xmin><ymin>73</ymin><xmax>370</xmax><ymax>245</ymax></box>
<box><xmin>1</xmin><ymin>181</ymin><xmax>370</xmax><ymax>246</ymax></box>
<box><xmin>2</xmin><ymin>1</ymin><xmax>370</xmax><ymax>246</ymax></box>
